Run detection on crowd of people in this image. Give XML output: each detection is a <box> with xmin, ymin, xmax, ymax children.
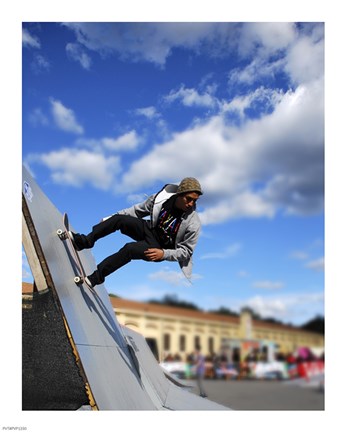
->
<box><xmin>161</xmin><ymin>347</ymin><xmax>325</xmax><ymax>381</ymax></box>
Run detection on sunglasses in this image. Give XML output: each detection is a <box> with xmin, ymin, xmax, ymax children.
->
<box><xmin>183</xmin><ymin>195</ymin><xmax>199</xmax><ymax>204</ymax></box>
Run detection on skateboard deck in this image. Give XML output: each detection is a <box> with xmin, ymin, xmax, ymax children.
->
<box><xmin>57</xmin><ymin>213</ymin><xmax>94</xmax><ymax>292</ymax></box>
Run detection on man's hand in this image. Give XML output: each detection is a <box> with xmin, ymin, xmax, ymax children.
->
<box><xmin>144</xmin><ymin>248</ymin><xmax>164</xmax><ymax>261</ymax></box>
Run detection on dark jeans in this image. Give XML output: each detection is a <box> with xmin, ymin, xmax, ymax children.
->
<box><xmin>85</xmin><ymin>214</ymin><xmax>162</xmax><ymax>285</ymax></box>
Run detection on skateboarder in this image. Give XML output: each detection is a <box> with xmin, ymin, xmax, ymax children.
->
<box><xmin>69</xmin><ymin>177</ymin><xmax>203</xmax><ymax>289</ymax></box>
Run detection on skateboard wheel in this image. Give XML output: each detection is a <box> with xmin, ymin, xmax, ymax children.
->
<box><xmin>57</xmin><ymin>229</ymin><xmax>67</xmax><ymax>240</ymax></box>
<box><xmin>74</xmin><ymin>276</ymin><xmax>82</xmax><ymax>284</ymax></box>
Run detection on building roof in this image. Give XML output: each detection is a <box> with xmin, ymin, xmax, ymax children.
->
<box><xmin>110</xmin><ymin>296</ymin><xmax>240</xmax><ymax>325</ymax></box>
<box><xmin>21</xmin><ymin>283</ymin><xmax>319</xmax><ymax>335</ymax></box>
<box><xmin>22</xmin><ymin>281</ymin><xmax>34</xmax><ymax>294</ymax></box>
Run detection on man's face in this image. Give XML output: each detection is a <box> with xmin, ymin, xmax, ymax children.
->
<box><xmin>175</xmin><ymin>192</ymin><xmax>200</xmax><ymax>212</ymax></box>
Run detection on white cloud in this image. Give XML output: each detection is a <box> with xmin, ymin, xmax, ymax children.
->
<box><xmin>252</xmin><ymin>280</ymin><xmax>284</xmax><ymax>290</ymax></box>
<box><xmin>165</xmin><ymin>85</ymin><xmax>217</xmax><ymax>109</ymax></box>
<box><xmin>148</xmin><ymin>269</ymin><xmax>187</xmax><ymax>286</ymax></box>
<box><xmin>31</xmin><ymin>54</ymin><xmax>50</xmax><ymax>74</ymax></box>
<box><xmin>22</xmin><ymin>28</ymin><xmax>41</xmax><ymax>49</ymax></box>
<box><xmin>31</xmin><ymin>23</ymin><xmax>323</xmax><ymax>228</ymax></box>
<box><xmin>148</xmin><ymin>268</ymin><xmax>202</xmax><ymax>286</ymax></box>
<box><xmin>230</xmin><ymin>23</ymin><xmax>324</xmax><ymax>89</ymax></box>
<box><xmin>118</xmin><ymin>78</ymin><xmax>323</xmax><ymax>223</ymax></box>
<box><xmin>28</xmin><ymin>108</ymin><xmax>49</xmax><ymax>127</ymax></box>
<box><xmin>242</xmin><ymin>291</ymin><xmax>324</xmax><ymax>323</ymax></box>
<box><xmin>102</xmin><ymin>131</ymin><xmax>140</xmax><ymax>151</ymax></box>
<box><xmin>50</xmin><ymin>98</ymin><xmax>84</xmax><ymax>134</ymax></box>
<box><xmin>228</xmin><ymin>23</ymin><xmax>296</xmax><ymax>86</ymax></box>
<box><xmin>222</xmin><ymin>87</ymin><xmax>283</xmax><ymax>118</ymax></box>
<box><xmin>305</xmin><ymin>257</ymin><xmax>324</xmax><ymax>272</ymax></box>
<box><xmin>62</xmin><ymin>22</ymin><xmax>237</xmax><ymax>66</ymax></box>
<box><xmin>61</xmin><ymin>23</ymin><xmax>323</xmax><ymax>92</ymax></box>
<box><xmin>290</xmin><ymin>251</ymin><xmax>309</xmax><ymax>260</ymax></box>
<box><xmin>200</xmin><ymin>192</ymin><xmax>276</xmax><ymax>224</ymax></box>
<box><xmin>247</xmin><ymin>295</ymin><xmax>287</xmax><ymax>317</ymax></box>
<box><xmin>285</xmin><ymin>34</ymin><xmax>324</xmax><ymax>85</ymax></box>
<box><xmin>27</xmin><ymin>148</ymin><xmax>120</xmax><ymax>190</ymax></box>
<box><xmin>66</xmin><ymin>42</ymin><xmax>92</xmax><ymax>70</ymax></box>
<box><xmin>111</xmin><ymin>26</ymin><xmax>323</xmax><ymax>220</ymax></box>
<box><xmin>198</xmin><ymin>290</ymin><xmax>324</xmax><ymax>324</ymax></box>
<box><xmin>76</xmin><ymin>130</ymin><xmax>141</xmax><ymax>153</ymax></box>
<box><xmin>22</xmin><ymin>29</ymin><xmax>50</xmax><ymax>73</ymax></box>
<box><xmin>135</xmin><ymin>106</ymin><xmax>160</xmax><ymax>119</ymax></box>
<box><xmin>201</xmin><ymin>243</ymin><xmax>242</xmax><ymax>260</ymax></box>
<box><xmin>290</xmin><ymin>249</ymin><xmax>324</xmax><ymax>273</ymax></box>
<box><xmin>238</xmin><ymin>22</ymin><xmax>297</xmax><ymax>57</ymax></box>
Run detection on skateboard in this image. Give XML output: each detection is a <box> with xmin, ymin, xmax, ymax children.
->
<box><xmin>57</xmin><ymin>213</ymin><xmax>94</xmax><ymax>291</ymax></box>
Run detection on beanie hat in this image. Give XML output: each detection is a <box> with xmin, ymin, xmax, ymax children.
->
<box><xmin>177</xmin><ymin>177</ymin><xmax>203</xmax><ymax>195</ymax></box>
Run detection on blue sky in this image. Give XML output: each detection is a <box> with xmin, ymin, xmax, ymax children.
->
<box><xmin>21</xmin><ymin>22</ymin><xmax>325</xmax><ymax>326</ymax></box>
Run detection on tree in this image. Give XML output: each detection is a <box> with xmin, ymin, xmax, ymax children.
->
<box><xmin>208</xmin><ymin>306</ymin><xmax>239</xmax><ymax>317</ymax></box>
<box><xmin>148</xmin><ymin>294</ymin><xmax>200</xmax><ymax>310</ymax></box>
<box><xmin>300</xmin><ymin>315</ymin><xmax>324</xmax><ymax>334</ymax></box>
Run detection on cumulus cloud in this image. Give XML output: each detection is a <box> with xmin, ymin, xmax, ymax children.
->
<box><xmin>62</xmin><ymin>22</ymin><xmax>237</xmax><ymax>67</ymax></box>
<box><xmin>238</xmin><ymin>22</ymin><xmax>297</xmax><ymax>57</ymax></box>
<box><xmin>252</xmin><ymin>280</ymin><xmax>284</xmax><ymax>290</ymax></box>
<box><xmin>291</xmin><ymin>251</ymin><xmax>309</xmax><ymax>260</ymax></box>
<box><xmin>22</xmin><ymin>28</ymin><xmax>51</xmax><ymax>74</ymax></box>
<box><xmin>27</xmin><ymin>148</ymin><xmax>120</xmax><ymax>190</ymax></box>
<box><xmin>243</xmin><ymin>291</ymin><xmax>324</xmax><ymax>323</ymax></box>
<box><xmin>118</xmin><ymin>77</ymin><xmax>323</xmax><ymax>223</ymax></box>
<box><xmin>285</xmin><ymin>33</ymin><xmax>324</xmax><ymax>85</ymax></box>
<box><xmin>50</xmin><ymin>98</ymin><xmax>84</xmax><ymax>134</ymax></box>
<box><xmin>290</xmin><ymin>249</ymin><xmax>324</xmax><ymax>273</ymax></box>
<box><xmin>102</xmin><ymin>131</ymin><xmax>140</xmax><ymax>151</ymax></box>
<box><xmin>28</xmin><ymin>23</ymin><xmax>323</xmax><ymax>228</ymax></box>
<box><xmin>76</xmin><ymin>130</ymin><xmax>141</xmax><ymax>152</ymax></box>
<box><xmin>135</xmin><ymin>106</ymin><xmax>160</xmax><ymax>119</ymax></box>
<box><xmin>148</xmin><ymin>268</ymin><xmax>202</xmax><ymax>286</ymax></box>
<box><xmin>201</xmin><ymin>243</ymin><xmax>242</xmax><ymax>260</ymax></box>
<box><xmin>28</xmin><ymin>108</ymin><xmax>49</xmax><ymax>127</ymax></box>
<box><xmin>30</xmin><ymin>54</ymin><xmax>50</xmax><ymax>74</ymax></box>
<box><xmin>148</xmin><ymin>269</ymin><xmax>187</xmax><ymax>286</ymax></box>
<box><xmin>221</xmin><ymin>87</ymin><xmax>283</xmax><ymax>118</ymax></box>
<box><xmin>305</xmin><ymin>257</ymin><xmax>324</xmax><ymax>272</ymax></box>
<box><xmin>199</xmin><ymin>290</ymin><xmax>324</xmax><ymax>324</ymax></box>
<box><xmin>22</xmin><ymin>28</ymin><xmax>41</xmax><ymax>49</ymax></box>
<box><xmin>66</xmin><ymin>42</ymin><xmax>92</xmax><ymax>70</ymax></box>
<box><xmin>165</xmin><ymin>85</ymin><xmax>218</xmax><ymax>109</ymax></box>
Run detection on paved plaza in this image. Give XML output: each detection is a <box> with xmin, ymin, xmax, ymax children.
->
<box><xmin>188</xmin><ymin>377</ymin><xmax>324</xmax><ymax>410</ymax></box>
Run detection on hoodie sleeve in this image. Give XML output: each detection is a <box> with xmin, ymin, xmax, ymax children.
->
<box><xmin>102</xmin><ymin>194</ymin><xmax>155</xmax><ymax>221</ymax></box>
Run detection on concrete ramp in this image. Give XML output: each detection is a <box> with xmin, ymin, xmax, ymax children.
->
<box><xmin>22</xmin><ymin>165</ymin><xmax>229</xmax><ymax>410</ymax></box>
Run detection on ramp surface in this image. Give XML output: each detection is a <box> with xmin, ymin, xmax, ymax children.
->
<box><xmin>22</xmin><ymin>165</ymin><xmax>229</xmax><ymax>410</ymax></box>
<box><xmin>124</xmin><ymin>327</ymin><xmax>229</xmax><ymax>410</ymax></box>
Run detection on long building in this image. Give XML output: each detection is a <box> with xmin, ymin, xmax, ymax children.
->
<box><xmin>109</xmin><ymin>297</ymin><xmax>324</xmax><ymax>361</ymax></box>
<box><xmin>23</xmin><ymin>282</ymin><xmax>324</xmax><ymax>362</ymax></box>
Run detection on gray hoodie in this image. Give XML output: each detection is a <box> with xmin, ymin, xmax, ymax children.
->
<box><xmin>114</xmin><ymin>184</ymin><xmax>202</xmax><ymax>279</ymax></box>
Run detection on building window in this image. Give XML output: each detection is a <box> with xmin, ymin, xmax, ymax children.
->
<box><xmin>179</xmin><ymin>335</ymin><xmax>186</xmax><ymax>352</ymax></box>
<box><xmin>208</xmin><ymin>337</ymin><xmax>214</xmax><ymax>354</ymax></box>
<box><xmin>164</xmin><ymin>333</ymin><xmax>170</xmax><ymax>351</ymax></box>
<box><xmin>194</xmin><ymin>335</ymin><xmax>201</xmax><ymax>350</ymax></box>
